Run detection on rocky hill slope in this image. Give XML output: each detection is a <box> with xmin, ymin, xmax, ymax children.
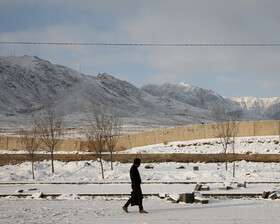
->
<box><xmin>0</xmin><ymin>56</ymin><xmax>278</xmax><ymax>127</ymax></box>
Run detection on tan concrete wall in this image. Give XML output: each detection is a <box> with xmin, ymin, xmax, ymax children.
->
<box><xmin>254</xmin><ymin>121</ymin><xmax>277</xmax><ymax>136</ymax></box>
<box><xmin>153</xmin><ymin>127</ymin><xmax>179</xmax><ymax>144</ymax></box>
<box><xmin>179</xmin><ymin>125</ymin><xmax>205</xmax><ymax>141</ymax></box>
<box><xmin>0</xmin><ymin>120</ymin><xmax>279</xmax><ymax>152</ymax></box>
<box><xmin>236</xmin><ymin>121</ymin><xmax>255</xmax><ymax>137</ymax></box>
<box><xmin>0</xmin><ymin>136</ymin><xmax>81</xmax><ymax>152</ymax></box>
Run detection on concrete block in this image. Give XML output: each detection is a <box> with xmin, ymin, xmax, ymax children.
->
<box><xmin>167</xmin><ymin>193</ymin><xmax>180</xmax><ymax>203</ymax></box>
<box><xmin>262</xmin><ymin>191</ymin><xmax>270</xmax><ymax>199</ymax></box>
<box><xmin>179</xmin><ymin>193</ymin><xmax>194</xmax><ymax>203</ymax></box>
<box><xmin>193</xmin><ymin>166</ymin><xmax>199</xmax><ymax>171</ymax></box>
<box><xmin>194</xmin><ymin>184</ymin><xmax>202</xmax><ymax>191</ymax></box>
<box><xmin>194</xmin><ymin>192</ymin><xmax>209</xmax><ymax>204</ymax></box>
<box><xmin>200</xmin><ymin>186</ymin><xmax>210</xmax><ymax>191</ymax></box>
<box><xmin>194</xmin><ymin>198</ymin><xmax>209</xmax><ymax>204</ymax></box>
<box><xmin>159</xmin><ymin>193</ymin><xmax>168</xmax><ymax>199</ymax></box>
<box><xmin>218</xmin><ymin>186</ymin><xmax>233</xmax><ymax>190</ymax></box>
<box><xmin>167</xmin><ymin>197</ymin><xmax>178</xmax><ymax>203</ymax></box>
<box><xmin>237</xmin><ymin>181</ymin><xmax>246</xmax><ymax>188</ymax></box>
<box><xmin>268</xmin><ymin>192</ymin><xmax>277</xmax><ymax>200</ymax></box>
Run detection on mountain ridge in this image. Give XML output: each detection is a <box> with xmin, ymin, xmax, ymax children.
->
<box><xmin>0</xmin><ymin>56</ymin><xmax>278</xmax><ymax>127</ymax></box>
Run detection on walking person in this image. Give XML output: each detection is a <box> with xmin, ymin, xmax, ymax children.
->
<box><xmin>123</xmin><ymin>158</ymin><xmax>148</xmax><ymax>214</ymax></box>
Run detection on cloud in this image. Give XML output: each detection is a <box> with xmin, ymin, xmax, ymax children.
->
<box><xmin>262</xmin><ymin>80</ymin><xmax>280</xmax><ymax>89</ymax></box>
<box><xmin>1</xmin><ymin>0</ymin><xmax>280</xmax><ymax>97</ymax></box>
<box><xmin>216</xmin><ymin>76</ymin><xmax>244</xmax><ymax>85</ymax></box>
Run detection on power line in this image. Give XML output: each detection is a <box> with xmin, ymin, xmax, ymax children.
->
<box><xmin>0</xmin><ymin>41</ymin><xmax>280</xmax><ymax>47</ymax></box>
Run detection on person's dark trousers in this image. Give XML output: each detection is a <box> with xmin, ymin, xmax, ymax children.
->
<box><xmin>124</xmin><ymin>185</ymin><xmax>143</xmax><ymax>211</ymax></box>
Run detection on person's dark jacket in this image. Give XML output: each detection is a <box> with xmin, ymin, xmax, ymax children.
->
<box><xmin>130</xmin><ymin>165</ymin><xmax>142</xmax><ymax>187</ymax></box>
<box><xmin>129</xmin><ymin>164</ymin><xmax>143</xmax><ymax>206</ymax></box>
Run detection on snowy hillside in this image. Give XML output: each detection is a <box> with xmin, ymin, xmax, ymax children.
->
<box><xmin>141</xmin><ymin>82</ymin><xmax>262</xmax><ymax>120</ymax></box>
<box><xmin>54</xmin><ymin>73</ymin><xmax>214</xmax><ymax>125</ymax></box>
<box><xmin>229</xmin><ymin>96</ymin><xmax>280</xmax><ymax>120</ymax></box>
<box><xmin>0</xmin><ymin>56</ymin><xmax>277</xmax><ymax>128</ymax></box>
<box><xmin>0</xmin><ymin>56</ymin><xmax>213</xmax><ymax>126</ymax></box>
<box><xmin>0</xmin><ymin>56</ymin><xmax>85</xmax><ymax>115</ymax></box>
<box><xmin>142</xmin><ymin>82</ymin><xmax>236</xmax><ymax>111</ymax></box>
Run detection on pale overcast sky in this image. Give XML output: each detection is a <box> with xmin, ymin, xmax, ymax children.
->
<box><xmin>0</xmin><ymin>0</ymin><xmax>280</xmax><ymax>97</ymax></box>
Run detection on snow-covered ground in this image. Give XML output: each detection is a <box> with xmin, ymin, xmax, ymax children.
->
<box><xmin>1</xmin><ymin>197</ymin><xmax>280</xmax><ymax>224</ymax></box>
<box><xmin>119</xmin><ymin>136</ymin><xmax>280</xmax><ymax>154</ymax></box>
<box><xmin>1</xmin><ymin>160</ymin><xmax>280</xmax><ymax>183</ymax></box>
<box><xmin>0</xmin><ymin>135</ymin><xmax>279</xmax><ymax>223</ymax></box>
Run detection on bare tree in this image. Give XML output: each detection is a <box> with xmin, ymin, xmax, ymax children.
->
<box><xmin>34</xmin><ymin>105</ymin><xmax>65</xmax><ymax>173</ymax></box>
<box><xmin>21</xmin><ymin>129</ymin><xmax>41</xmax><ymax>179</ymax></box>
<box><xmin>229</xmin><ymin>121</ymin><xmax>239</xmax><ymax>177</ymax></box>
<box><xmin>84</xmin><ymin>102</ymin><xmax>108</xmax><ymax>179</ymax></box>
<box><xmin>84</xmin><ymin>101</ymin><xmax>121</xmax><ymax>177</ymax></box>
<box><xmin>105</xmin><ymin>110</ymin><xmax>122</xmax><ymax>170</ymax></box>
<box><xmin>213</xmin><ymin>104</ymin><xmax>239</xmax><ymax>175</ymax></box>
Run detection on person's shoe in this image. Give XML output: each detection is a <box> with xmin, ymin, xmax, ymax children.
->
<box><xmin>139</xmin><ymin>210</ymin><xmax>148</xmax><ymax>214</ymax></box>
<box><xmin>122</xmin><ymin>206</ymin><xmax>129</xmax><ymax>213</ymax></box>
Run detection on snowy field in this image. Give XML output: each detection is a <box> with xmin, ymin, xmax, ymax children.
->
<box><xmin>0</xmin><ymin>135</ymin><xmax>279</xmax><ymax>223</ymax></box>
<box><xmin>0</xmin><ymin>160</ymin><xmax>280</xmax><ymax>223</ymax></box>
<box><xmin>119</xmin><ymin>136</ymin><xmax>280</xmax><ymax>154</ymax></box>
<box><xmin>1</xmin><ymin>197</ymin><xmax>280</xmax><ymax>224</ymax></box>
<box><xmin>1</xmin><ymin>159</ymin><xmax>280</xmax><ymax>183</ymax></box>
<box><xmin>0</xmin><ymin>136</ymin><xmax>279</xmax><ymax>155</ymax></box>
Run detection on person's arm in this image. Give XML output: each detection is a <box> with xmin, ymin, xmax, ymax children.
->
<box><xmin>130</xmin><ymin>166</ymin><xmax>141</xmax><ymax>185</ymax></box>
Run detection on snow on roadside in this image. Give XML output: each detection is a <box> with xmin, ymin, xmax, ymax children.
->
<box><xmin>1</xmin><ymin>197</ymin><xmax>280</xmax><ymax>224</ymax></box>
<box><xmin>0</xmin><ymin>159</ymin><xmax>280</xmax><ymax>183</ymax></box>
<box><xmin>0</xmin><ymin>136</ymin><xmax>279</xmax><ymax>183</ymax></box>
<box><xmin>118</xmin><ymin>136</ymin><xmax>280</xmax><ymax>154</ymax></box>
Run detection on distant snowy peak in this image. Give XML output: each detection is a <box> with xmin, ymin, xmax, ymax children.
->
<box><xmin>229</xmin><ymin>96</ymin><xmax>280</xmax><ymax>109</ymax></box>
<box><xmin>179</xmin><ymin>81</ymin><xmax>192</xmax><ymax>88</ymax></box>
<box><xmin>229</xmin><ymin>96</ymin><xmax>280</xmax><ymax>119</ymax></box>
<box><xmin>141</xmin><ymin>82</ymin><xmax>232</xmax><ymax>111</ymax></box>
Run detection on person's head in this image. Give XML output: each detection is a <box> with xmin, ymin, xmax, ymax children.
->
<box><xmin>134</xmin><ymin>158</ymin><xmax>141</xmax><ymax>167</ymax></box>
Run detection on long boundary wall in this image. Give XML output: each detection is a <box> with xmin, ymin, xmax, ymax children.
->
<box><xmin>0</xmin><ymin>121</ymin><xmax>279</xmax><ymax>152</ymax></box>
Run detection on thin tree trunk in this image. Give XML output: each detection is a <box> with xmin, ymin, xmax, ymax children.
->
<box><xmin>51</xmin><ymin>150</ymin><xmax>54</xmax><ymax>173</ymax></box>
<box><xmin>225</xmin><ymin>152</ymin><xmax>228</xmax><ymax>171</ymax></box>
<box><xmin>233</xmin><ymin>161</ymin><xmax>236</xmax><ymax>177</ymax></box>
<box><xmin>32</xmin><ymin>159</ymin><xmax>35</xmax><ymax>180</ymax></box>
<box><xmin>100</xmin><ymin>156</ymin><xmax>104</xmax><ymax>179</ymax></box>
<box><xmin>232</xmin><ymin>146</ymin><xmax>236</xmax><ymax>177</ymax></box>
<box><xmin>110</xmin><ymin>152</ymin><xmax>113</xmax><ymax>170</ymax></box>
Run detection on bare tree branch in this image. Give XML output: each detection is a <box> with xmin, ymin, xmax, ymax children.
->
<box><xmin>84</xmin><ymin>101</ymin><xmax>122</xmax><ymax>178</ymax></box>
<box><xmin>34</xmin><ymin>104</ymin><xmax>65</xmax><ymax>173</ymax></box>
<box><xmin>213</xmin><ymin>104</ymin><xmax>239</xmax><ymax>176</ymax></box>
<box><xmin>21</xmin><ymin>129</ymin><xmax>41</xmax><ymax>179</ymax></box>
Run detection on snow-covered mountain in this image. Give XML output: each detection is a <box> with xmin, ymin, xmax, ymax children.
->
<box><xmin>0</xmin><ymin>56</ymin><xmax>212</xmax><ymax>126</ymax></box>
<box><xmin>0</xmin><ymin>56</ymin><xmax>85</xmax><ymax>115</ymax></box>
<box><xmin>141</xmin><ymin>83</ymin><xmax>260</xmax><ymax>120</ymax></box>
<box><xmin>0</xmin><ymin>56</ymin><xmax>277</xmax><ymax>127</ymax></box>
<box><xmin>142</xmin><ymin>82</ymin><xmax>236</xmax><ymax>111</ymax></box>
<box><xmin>228</xmin><ymin>97</ymin><xmax>280</xmax><ymax>120</ymax></box>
